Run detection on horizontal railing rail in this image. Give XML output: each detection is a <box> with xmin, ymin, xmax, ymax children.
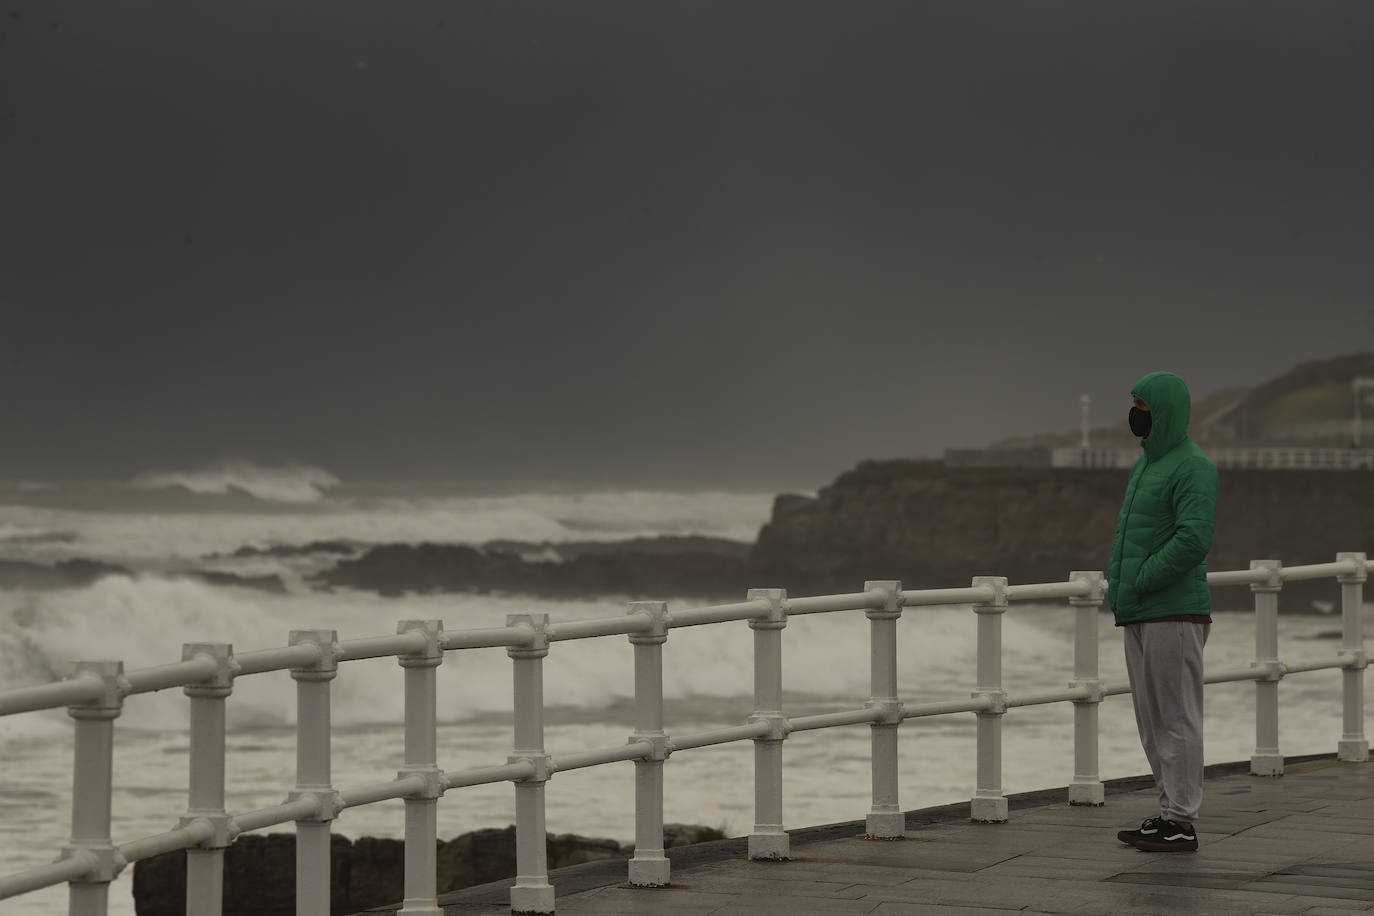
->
<box><xmin>0</xmin><ymin>553</ymin><xmax>1368</xmax><ymax>915</ymax></box>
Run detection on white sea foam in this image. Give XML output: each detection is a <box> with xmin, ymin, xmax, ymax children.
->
<box><xmin>130</xmin><ymin>460</ymin><xmax>341</xmax><ymax>503</ymax></box>
<box><xmin>0</xmin><ymin>577</ymin><xmax>1071</xmax><ymax>740</ymax></box>
<box><xmin>0</xmin><ymin>488</ymin><xmax>776</xmax><ymax>564</ymax></box>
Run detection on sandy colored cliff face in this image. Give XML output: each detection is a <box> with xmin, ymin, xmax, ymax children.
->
<box><xmin>750</xmin><ymin>460</ymin><xmax>1373</xmax><ymax>612</ymax></box>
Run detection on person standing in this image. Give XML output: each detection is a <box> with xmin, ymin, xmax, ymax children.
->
<box><xmin>1109</xmin><ymin>371</ymin><xmax>1219</xmax><ymax>853</ymax></box>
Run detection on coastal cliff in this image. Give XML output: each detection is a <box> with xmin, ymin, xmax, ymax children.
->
<box><xmin>750</xmin><ymin>459</ymin><xmax>1374</xmax><ymax>612</ymax></box>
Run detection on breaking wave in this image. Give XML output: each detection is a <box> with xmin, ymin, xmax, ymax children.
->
<box><xmin>130</xmin><ymin>461</ymin><xmax>341</xmax><ymax>503</ymax></box>
<box><xmin>0</xmin><ymin>489</ymin><xmax>775</xmax><ymax>564</ymax></box>
<box><xmin>0</xmin><ymin>574</ymin><xmax>1081</xmax><ymax>741</ymax></box>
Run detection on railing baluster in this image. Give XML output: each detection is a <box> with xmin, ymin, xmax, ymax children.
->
<box><xmin>1068</xmin><ymin>572</ymin><xmax>1106</xmax><ymax>806</ymax></box>
<box><xmin>181</xmin><ymin>644</ymin><xmax>235</xmax><ymax>916</ymax></box>
<box><xmin>1336</xmin><ymin>552</ymin><xmax>1369</xmax><ymax>762</ymax></box>
<box><xmin>507</xmin><ymin>615</ymin><xmax>554</xmax><ymax>915</ymax></box>
<box><xmin>397</xmin><ymin>621</ymin><xmax>445</xmax><ymax>916</ymax></box>
<box><xmin>747</xmin><ymin>588</ymin><xmax>789</xmax><ymax>860</ymax></box>
<box><xmin>864</xmin><ymin>581</ymin><xmax>905</xmax><ymax>838</ymax></box>
<box><xmin>66</xmin><ymin>661</ymin><xmax>125</xmax><ymax>916</ymax></box>
<box><xmin>970</xmin><ymin>577</ymin><xmax>1008</xmax><ymax>822</ymax></box>
<box><xmin>288</xmin><ymin>629</ymin><xmax>341</xmax><ymax>916</ymax></box>
<box><xmin>1250</xmin><ymin>560</ymin><xmax>1284</xmax><ymax>776</ymax></box>
<box><xmin>626</xmin><ymin>602</ymin><xmax>671</xmax><ymax>886</ymax></box>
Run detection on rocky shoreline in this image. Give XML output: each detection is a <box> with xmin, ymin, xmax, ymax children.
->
<box><xmin>131</xmin><ymin>824</ymin><xmax>723</xmax><ymax>916</ymax></box>
<box><xmin>4</xmin><ymin>462</ymin><xmax>1368</xmax><ymax>612</ymax></box>
<box><xmin>304</xmin><ymin>461</ymin><xmax>1371</xmax><ymax>612</ymax></box>
<box><xmin>310</xmin><ymin>536</ymin><xmax>755</xmax><ymax>599</ymax></box>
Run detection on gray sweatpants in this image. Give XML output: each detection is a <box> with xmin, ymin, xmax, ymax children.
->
<box><xmin>1123</xmin><ymin>621</ymin><xmax>1209</xmax><ymax>823</ymax></box>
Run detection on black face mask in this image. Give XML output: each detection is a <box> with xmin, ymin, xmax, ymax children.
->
<box><xmin>1129</xmin><ymin>406</ymin><xmax>1152</xmax><ymax>438</ymax></box>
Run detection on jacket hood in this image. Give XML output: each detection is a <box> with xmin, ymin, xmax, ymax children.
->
<box><xmin>1132</xmin><ymin>371</ymin><xmax>1192</xmax><ymax>460</ymax></box>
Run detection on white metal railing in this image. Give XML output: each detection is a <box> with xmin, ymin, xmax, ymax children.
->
<box><xmin>0</xmin><ymin>552</ymin><xmax>1369</xmax><ymax>915</ymax></box>
<box><xmin>1048</xmin><ymin>446</ymin><xmax>1374</xmax><ymax>470</ymax></box>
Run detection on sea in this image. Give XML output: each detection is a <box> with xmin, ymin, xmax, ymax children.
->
<box><xmin>0</xmin><ymin>463</ymin><xmax>1368</xmax><ymax>916</ymax></box>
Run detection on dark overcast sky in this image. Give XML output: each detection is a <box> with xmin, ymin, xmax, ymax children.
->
<box><xmin>2</xmin><ymin>2</ymin><xmax>1371</xmax><ymax>489</ymax></box>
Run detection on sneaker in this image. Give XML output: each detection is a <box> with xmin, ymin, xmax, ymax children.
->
<box><xmin>1117</xmin><ymin>816</ymin><xmax>1166</xmax><ymax>846</ymax></box>
<box><xmin>1133</xmin><ymin>819</ymin><xmax>1197</xmax><ymax>852</ymax></box>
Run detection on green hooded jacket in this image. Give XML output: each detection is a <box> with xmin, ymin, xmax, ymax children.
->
<box><xmin>1106</xmin><ymin>371</ymin><xmax>1219</xmax><ymax>624</ymax></box>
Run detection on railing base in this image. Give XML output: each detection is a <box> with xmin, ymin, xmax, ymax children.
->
<box><xmin>627</xmin><ymin>855</ymin><xmax>670</xmax><ymax>886</ymax></box>
<box><xmin>1251</xmin><ymin>753</ymin><xmax>1285</xmax><ymax>776</ymax></box>
<box><xmin>748</xmin><ymin>831</ymin><xmax>790</xmax><ymax>861</ymax></box>
<box><xmin>1068</xmin><ymin>782</ymin><xmax>1105</xmax><ymax>806</ymax></box>
<box><xmin>865</xmin><ymin>810</ymin><xmax>906</xmax><ymax>839</ymax></box>
<box><xmin>1337</xmin><ymin>739</ymin><xmax>1370</xmax><ymax>762</ymax></box>
<box><xmin>510</xmin><ymin>882</ymin><xmax>555</xmax><ymax>914</ymax></box>
<box><xmin>970</xmin><ymin>796</ymin><xmax>1008</xmax><ymax>823</ymax></box>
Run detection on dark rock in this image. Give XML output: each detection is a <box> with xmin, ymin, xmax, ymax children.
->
<box><xmin>0</xmin><ymin>557</ymin><xmax>129</xmax><ymax>590</ymax></box>
<box><xmin>483</xmin><ymin>535</ymin><xmax>752</xmax><ymax>562</ymax></box>
<box><xmin>0</xmin><ymin>530</ymin><xmax>77</xmax><ymax>546</ymax></box>
<box><xmin>312</xmin><ymin>543</ymin><xmax>499</xmax><ymax>597</ymax></box>
<box><xmin>226</xmin><ymin>540</ymin><xmax>360</xmax><ymax>559</ymax></box>
<box><xmin>769</xmin><ymin>493</ymin><xmax>815</xmax><ymax>521</ymax></box>
<box><xmin>132</xmin><ymin>825</ymin><xmax>717</xmax><ymax>914</ymax></box>
<box><xmin>346</xmin><ymin>836</ymin><xmax>407</xmax><ymax>907</ymax></box>
<box><xmin>182</xmin><ymin>570</ymin><xmax>289</xmax><ymax>594</ymax></box>
<box><xmin>55</xmin><ymin>558</ymin><xmax>129</xmax><ymax>582</ymax></box>
<box><xmin>311</xmin><ymin>542</ymin><xmax>752</xmax><ymax>600</ymax></box>
<box><xmin>133</xmin><ymin>833</ymin><xmax>349</xmax><ymax>916</ymax></box>
<box><xmin>662</xmin><ymin>822</ymin><xmax>726</xmax><ymax>848</ymax></box>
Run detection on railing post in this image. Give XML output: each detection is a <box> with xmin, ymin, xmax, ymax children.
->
<box><xmin>747</xmin><ymin>588</ymin><xmax>790</xmax><ymax>861</ymax></box>
<box><xmin>66</xmin><ymin>660</ymin><xmax>127</xmax><ymax>916</ymax></box>
<box><xmin>1250</xmin><ymin>560</ymin><xmax>1285</xmax><ymax>777</ymax></box>
<box><xmin>287</xmin><ymin>629</ymin><xmax>342</xmax><ymax>916</ymax></box>
<box><xmin>626</xmin><ymin>602</ymin><xmax>671</xmax><ymax>887</ymax></box>
<box><xmin>397</xmin><ymin>621</ymin><xmax>445</xmax><ymax>916</ymax></box>
<box><xmin>1068</xmin><ymin>572</ymin><xmax>1106</xmax><ymax>806</ymax></box>
<box><xmin>970</xmin><ymin>577</ymin><xmax>1008</xmax><ymax>822</ymax></box>
<box><xmin>507</xmin><ymin>614</ymin><xmax>554</xmax><ymax>915</ymax></box>
<box><xmin>180</xmin><ymin>644</ymin><xmax>236</xmax><ymax>916</ymax></box>
<box><xmin>863</xmin><ymin>580</ymin><xmax>905</xmax><ymax>839</ymax></box>
<box><xmin>1336</xmin><ymin>552</ymin><xmax>1369</xmax><ymax>762</ymax></box>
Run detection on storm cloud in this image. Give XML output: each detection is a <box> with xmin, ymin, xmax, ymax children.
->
<box><xmin>2</xmin><ymin>1</ymin><xmax>1371</xmax><ymax>486</ymax></box>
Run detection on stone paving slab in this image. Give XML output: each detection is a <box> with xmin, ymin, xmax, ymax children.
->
<box><xmin>869</xmin><ymin>906</ymin><xmax>1055</xmax><ymax>916</ymax></box>
<box><xmin>362</xmin><ymin>755</ymin><xmax>1372</xmax><ymax>915</ymax></box>
<box><xmin>1238</xmin><ymin>881</ymin><xmax>1374</xmax><ymax>902</ymax></box>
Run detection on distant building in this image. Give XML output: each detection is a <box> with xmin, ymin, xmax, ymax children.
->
<box><xmin>944</xmin><ymin>446</ymin><xmax>1374</xmax><ymax>471</ymax></box>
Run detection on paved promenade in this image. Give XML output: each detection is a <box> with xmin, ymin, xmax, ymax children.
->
<box><xmin>369</xmin><ymin>755</ymin><xmax>1373</xmax><ymax>916</ymax></box>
